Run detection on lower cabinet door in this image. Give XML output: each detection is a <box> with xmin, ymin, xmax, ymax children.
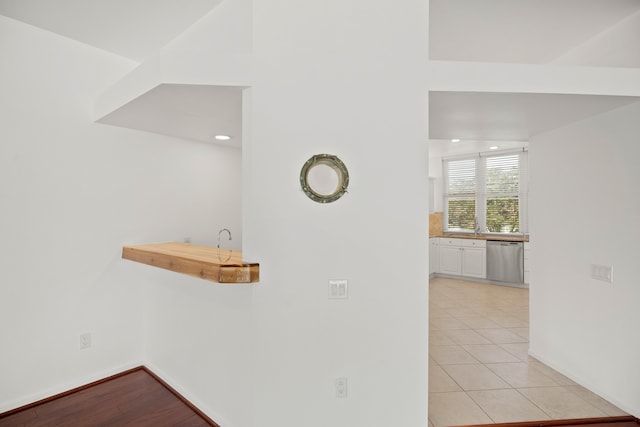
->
<box><xmin>462</xmin><ymin>248</ymin><xmax>486</xmax><ymax>278</ymax></box>
<box><xmin>439</xmin><ymin>246</ymin><xmax>462</xmax><ymax>275</ymax></box>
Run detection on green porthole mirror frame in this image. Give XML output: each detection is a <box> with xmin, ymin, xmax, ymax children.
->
<box><xmin>300</xmin><ymin>154</ymin><xmax>349</xmax><ymax>203</ymax></box>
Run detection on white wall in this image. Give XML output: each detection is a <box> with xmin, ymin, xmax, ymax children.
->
<box><xmin>123</xmin><ymin>3</ymin><xmax>251</xmax><ymax>426</ymax></box>
<box><xmin>0</xmin><ymin>14</ymin><xmax>242</xmax><ymax>412</ymax></box>
<box><xmin>245</xmin><ymin>1</ymin><xmax>429</xmax><ymax>426</ymax></box>
<box><xmin>428</xmin><ymin>141</ymin><xmax>445</xmax><ymax>212</ymax></box>
<box><xmin>529</xmin><ymin>101</ymin><xmax>640</xmax><ymax>416</ymax></box>
<box><xmin>140</xmin><ymin>142</ymin><xmax>247</xmax><ymax>427</ymax></box>
<box><xmin>142</xmin><ymin>260</ymin><xmax>251</xmax><ymax>427</ymax></box>
<box><xmin>1</xmin><ymin>2</ymin><xmax>430</xmax><ymax>425</ymax></box>
<box><xmin>162</xmin><ymin>0</ymin><xmax>251</xmax><ymax>53</ymax></box>
<box><xmin>551</xmin><ymin>10</ymin><xmax>640</xmax><ymax>69</ymax></box>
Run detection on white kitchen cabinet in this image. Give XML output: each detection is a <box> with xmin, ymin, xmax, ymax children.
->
<box><xmin>439</xmin><ymin>246</ymin><xmax>462</xmax><ymax>275</ymax></box>
<box><xmin>524</xmin><ymin>242</ymin><xmax>531</xmax><ymax>284</ymax></box>
<box><xmin>429</xmin><ymin>238</ymin><xmax>439</xmax><ymax>275</ymax></box>
<box><xmin>437</xmin><ymin>238</ymin><xmax>487</xmax><ymax>279</ymax></box>
<box><xmin>438</xmin><ymin>238</ymin><xmax>463</xmax><ymax>275</ymax></box>
<box><xmin>462</xmin><ymin>239</ymin><xmax>486</xmax><ymax>278</ymax></box>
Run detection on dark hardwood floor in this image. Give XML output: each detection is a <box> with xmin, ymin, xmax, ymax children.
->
<box><xmin>0</xmin><ymin>367</ymin><xmax>219</xmax><ymax>426</ymax></box>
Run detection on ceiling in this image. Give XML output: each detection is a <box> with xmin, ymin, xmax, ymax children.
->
<box><xmin>428</xmin><ymin>0</ymin><xmax>640</xmax><ymax>142</ymax></box>
<box><xmin>429</xmin><ymin>92</ymin><xmax>640</xmax><ymax>142</ymax></box>
<box><xmin>0</xmin><ymin>0</ymin><xmax>223</xmax><ymax>62</ymax></box>
<box><xmin>429</xmin><ymin>0</ymin><xmax>640</xmax><ymax>65</ymax></box>
<box><xmin>1</xmin><ymin>0</ymin><xmax>639</xmax><ymax>145</ymax></box>
<box><xmin>97</xmin><ymin>84</ymin><xmax>244</xmax><ymax>148</ymax></box>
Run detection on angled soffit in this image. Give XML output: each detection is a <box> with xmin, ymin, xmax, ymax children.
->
<box><xmin>429</xmin><ymin>0</ymin><xmax>640</xmax><ymax>65</ymax></box>
<box><xmin>429</xmin><ymin>91</ymin><xmax>640</xmax><ymax>141</ymax></box>
<box><xmin>0</xmin><ymin>0</ymin><xmax>224</xmax><ymax>61</ymax></box>
<box><xmin>97</xmin><ymin>84</ymin><xmax>244</xmax><ymax>148</ymax></box>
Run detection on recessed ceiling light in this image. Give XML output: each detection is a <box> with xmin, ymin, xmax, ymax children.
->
<box><xmin>215</xmin><ymin>135</ymin><xmax>231</xmax><ymax>141</ymax></box>
<box><xmin>451</xmin><ymin>138</ymin><xmax>461</xmax><ymax>143</ymax></box>
<box><xmin>489</xmin><ymin>146</ymin><xmax>499</xmax><ymax>150</ymax></box>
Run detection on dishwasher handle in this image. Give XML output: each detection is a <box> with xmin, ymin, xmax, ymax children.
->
<box><xmin>488</xmin><ymin>240</ymin><xmax>522</xmax><ymax>246</ymax></box>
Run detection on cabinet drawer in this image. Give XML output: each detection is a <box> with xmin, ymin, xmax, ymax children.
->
<box><xmin>439</xmin><ymin>238</ymin><xmax>463</xmax><ymax>247</ymax></box>
<box><xmin>462</xmin><ymin>239</ymin><xmax>486</xmax><ymax>248</ymax></box>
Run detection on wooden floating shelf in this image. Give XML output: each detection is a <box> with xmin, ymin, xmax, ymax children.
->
<box><xmin>122</xmin><ymin>242</ymin><xmax>259</xmax><ymax>284</ymax></box>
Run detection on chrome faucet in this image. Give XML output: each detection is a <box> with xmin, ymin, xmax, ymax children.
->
<box><xmin>217</xmin><ymin>228</ymin><xmax>232</xmax><ymax>262</ymax></box>
<box><xmin>218</xmin><ymin>228</ymin><xmax>232</xmax><ymax>245</ymax></box>
<box><xmin>474</xmin><ymin>216</ymin><xmax>481</xmax><ymax>235</ymax></box>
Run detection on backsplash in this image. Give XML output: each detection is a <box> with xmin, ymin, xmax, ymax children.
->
<box><xmin>429</xmin><ymin>212</ymin><xmax>443</xmax><ymax>236</ymax></box>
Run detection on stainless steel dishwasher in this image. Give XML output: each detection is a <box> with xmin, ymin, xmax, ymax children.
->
<box><xmin>486</xmin><ymin>241</ymin><xmax>524</xmax><ymax>283</ymax></box>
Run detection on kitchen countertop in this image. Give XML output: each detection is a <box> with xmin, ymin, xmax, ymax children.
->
<box><xmin>433</xmin><ymin>233</ymin><xmax>529</xmax><ymax>242</ymax></box>
<box><xmin>122</xmin><ymin>242</ymin><xmax>259</xmax><ymax>283</ymax></box>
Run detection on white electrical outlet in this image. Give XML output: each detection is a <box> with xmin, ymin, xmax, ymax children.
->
<box><xmin>80</xmin><ymin>333</ymin><xmax>91</xmax><ymax>350</ymax></box>
<box><xmin>328</xmin><ymin>279</ymin><xmax>348</xmax><ymax>299</ymax></box>
<box><xmin>335</xmin><ymin>377</ymin><xmax>348</xmax><ymax>398</ymax></box>
<box><xmin>591</xmin><ymin>264</ymin><xmax>613</xmax><ymax>283</ymax></box>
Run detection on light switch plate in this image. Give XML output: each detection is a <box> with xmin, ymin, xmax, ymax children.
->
<box><xmin>328</xmin><ymin>279</ymin><xmax>348</xmax><ymax>299</ymax></box>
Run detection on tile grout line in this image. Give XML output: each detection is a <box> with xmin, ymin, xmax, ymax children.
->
<box><xmin>465</xmin><ymin>388</ymin><xmax>500</xmax><ymax>424</ymax></box>
<box><xmin>513</xmin><ymin>387</ymin><xmax>555</xmax><ymax>420</ymax></box>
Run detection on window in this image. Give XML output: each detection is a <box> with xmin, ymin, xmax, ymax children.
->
<box><xmin>443</xmin><ymin>149</ymin><xmax>528</xmax><ymax>234</ymax></box>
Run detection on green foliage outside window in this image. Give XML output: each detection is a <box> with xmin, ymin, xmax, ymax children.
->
<box><xmin>486</xmin><ymin>198</ymin><xmax>519</xmax><ymax>233</ymax></box>
<box><xmin>447</xmin><ymin>199</ymin><xmax>475</xmax><ymax>231</ymax></box>
<box><xmin>485</xmin><ymin>157</ymin><xmax>519</xmax><ymax>233</ymax></box>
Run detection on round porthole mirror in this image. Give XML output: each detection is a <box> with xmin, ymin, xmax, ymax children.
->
<box><xmin>300</xmin><ymin>154</ymin><xmax>349</xmax><ymax>203</ymax></box>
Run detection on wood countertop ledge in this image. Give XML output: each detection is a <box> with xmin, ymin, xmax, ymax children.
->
<box><xmin>434</xmin><ymin>233</ymin><xmax>530</xmax><ymax>242</ymax></box>
<box><xmin>122</xmin><ymin>242</ymin><xmax>259</xmax><ymax>284</ymax></box>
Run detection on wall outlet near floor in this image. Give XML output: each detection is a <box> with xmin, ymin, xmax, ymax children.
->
<box><xmin>328</xmin><ymin>279</ymin><xmax>348</xmax><ymax>299</ymax></box>
<box><xmin>335</xmin><ymin>377</ymin><xmax>348</xmax><ymax>398</ymax></box>
<box><xmin>591</xmin><ymin>264</ymin><xmax>613</xmax><ymax>283</ymax></box>
<box><xmin>80</xmin><ymin>333</ymin><xmax>91</xmax><ymax>350</ymax></box>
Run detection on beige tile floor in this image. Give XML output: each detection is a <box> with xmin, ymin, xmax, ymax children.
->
<box><xmin>428</xmin><ymin>277</ymin><xmax>627</xmax><ymax>427</ymax></box>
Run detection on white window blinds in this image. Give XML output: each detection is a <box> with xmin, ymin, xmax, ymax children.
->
<box><xmin>444</xmin><ymin>158</ymin><xmax>477</xmax><ymax>231</ymax></box>
<box><xmin>443</xmin><ymin>149</ymin><xmax>528</xmax><ymax>234</ymax></box>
